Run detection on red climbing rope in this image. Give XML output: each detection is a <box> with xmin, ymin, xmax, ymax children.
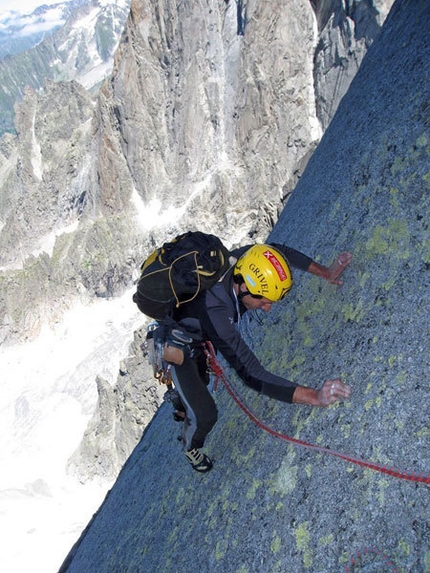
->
<box><xmin>202</xmin><ymin>344</ymin><xmax>430</xmax><ymax>485</ymax></box>
<box><xmin>344</xmin><ymin>547</ymin><xmax>400</xmax><ymax>573</ymax></box>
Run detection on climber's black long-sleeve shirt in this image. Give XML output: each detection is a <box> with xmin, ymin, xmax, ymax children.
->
<box><xmin>174</xmin><ymin>244</ymin><xmax>313</xmax><ymax>403</ymax></box>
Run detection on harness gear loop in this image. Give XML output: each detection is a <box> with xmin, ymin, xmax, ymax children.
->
<box><xmin>155</xmin><ymin>364</ymin><xmax>173</xmax><ymax>386</ymax></box>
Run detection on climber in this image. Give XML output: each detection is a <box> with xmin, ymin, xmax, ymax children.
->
<box><xmin>168</xmin><ymin>243</ymin><xmax>353</xmax><ymax>472</ymax></box>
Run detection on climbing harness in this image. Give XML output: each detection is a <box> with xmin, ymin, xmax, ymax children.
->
<box><xmin>202</xmin><ymin>345</ymin><xmax>430</xmax><ymax>485</ymax></box>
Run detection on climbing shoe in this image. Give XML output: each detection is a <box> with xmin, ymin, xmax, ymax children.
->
<box><xmin>184</xmin><ymin>448</ymin><xmax>213</xmax><ymax>473</ymax></box>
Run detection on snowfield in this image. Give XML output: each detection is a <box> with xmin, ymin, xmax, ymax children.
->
<box><xmin>0</xmin><ymin>289</ymin><xmax>146</xmax><ymax>572</ymax></box>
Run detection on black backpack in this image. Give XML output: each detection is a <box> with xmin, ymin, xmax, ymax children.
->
<box><xmin>133</xmin><ymin>231</ymin><xmax>231</xmax><ymax>320</ymax></box>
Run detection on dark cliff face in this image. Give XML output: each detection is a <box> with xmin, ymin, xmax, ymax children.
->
<box><xmin>60</xmin><ymin>1</ymin><xmax>429</xmax><ymax>572</ymax></box>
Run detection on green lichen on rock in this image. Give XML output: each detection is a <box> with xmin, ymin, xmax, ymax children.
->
<box><xmin>270</xmin><ymin>452</ymin><xmax>298</xmax><ymax>496</ymax></box>
<box><xmin>294</xmin><ymin>521</ymin><xmax>313</xmax><ymax>569</ymax></box>
<box><xmin>270</xmin><ymin>530</ymin><xmax>282</xmax><ymax>553</ymax></box>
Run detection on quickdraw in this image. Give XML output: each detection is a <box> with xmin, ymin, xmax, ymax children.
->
<box><xmin>202</xmin><ymin>344</ymin><xmax>430</xmax><ymax>485</ymax></box>
<box><xmin>145</xmin><ymin>322</ymin><xmax>173</xmax><ymax>386</ymax></box>
<box><xmin>154</xmin><ymin>365</ymin><xmax>173</xmax><ymax>386</ymax></box>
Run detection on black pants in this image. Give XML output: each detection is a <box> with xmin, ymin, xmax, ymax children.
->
<box><xmin>170</xmin><ymin>346</ymin><xmax>218</xmax><ymax>450</ymax></box>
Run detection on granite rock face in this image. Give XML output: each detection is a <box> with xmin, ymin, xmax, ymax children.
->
<box><xmin>312</xmin><ymin>0</ymin><xmax>394</xmax><ymax>130</ymax></box>
<box><xmin>59</xmin><ymin>1</ymin><xmax>430</xmax><ymax>572</ymax></box>
<box><xmin>67</xmin><ymin>326</ymin><xmax>165</xmax><ymax>482</ymax></box>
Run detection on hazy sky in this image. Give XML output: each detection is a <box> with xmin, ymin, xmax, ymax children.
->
<box><xmin>0</xmin><ymin>0</ymin><xmax>59</xmax><ymax>17</ymax></box>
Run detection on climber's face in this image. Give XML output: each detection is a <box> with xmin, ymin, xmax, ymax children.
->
<box><xmin>238</xmin><ymin>283</ymin><xmax>274</xmax><ymax>313</ymax></box>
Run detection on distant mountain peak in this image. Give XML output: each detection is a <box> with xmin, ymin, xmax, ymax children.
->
<box><xmin>0</xmin><ymin>0</ymin><xmax>130</xmax><ymax>58</ymax></box>
<box><xmin>0</xmin><ymin>0</ymin><xmax>131</xmax><ymax>135</ymax></box>
<box><xmin>0</xmin><ymin>4</ymin><xmax>68</xmax><ymax>57</ymax></box>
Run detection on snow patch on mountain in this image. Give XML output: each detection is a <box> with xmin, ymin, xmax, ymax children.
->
<box><xmin>32</xmin><ymin>221</ymin><xmax>80</xmax><ymax>260</ymax></box>
<box><xmin>0</xmin><ymin>288</ymin><xmax>145</xmax><ymax>573</ymax></box>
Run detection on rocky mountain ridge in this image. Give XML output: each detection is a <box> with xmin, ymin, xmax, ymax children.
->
<box><xmin>0</xmin><ymin>0</ymin><xmax>394</xmax><ymax>349</ymax></box>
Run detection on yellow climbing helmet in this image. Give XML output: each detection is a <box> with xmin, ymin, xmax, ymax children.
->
<box><xmin>234</xmin><ymin>244</ymin><xmax>292</xmax><ymax>302</ymax></box>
